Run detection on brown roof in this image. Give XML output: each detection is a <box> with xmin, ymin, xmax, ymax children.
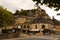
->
<box><xmin>53</xmin><ymin>19</ymin><xmax>60</xmax><ymax>25</ymax></box>
<box><xmin>32</xmin><ymin>17</ymin><xmax>53</xmax><ymax>24</ymax></box>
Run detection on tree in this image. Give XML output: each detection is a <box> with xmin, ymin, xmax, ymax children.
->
<box><xmin>20</xmin><ymin>9</ymin><xmax>28</xmax><ymax>16</ymax></box>
<box><xmin>0</xmin><ymin>6</ymin><xmax>14</xmax><ymax>27</ymax></box>
<box><xmin>14</xmin><ymin>10</ymin><xmax>20</xmax><ymax>15</ymax></box>
<box><xmin>14</xmin><ymin>9</ymin><xmax>28</xmax><ymax>16</ymax></box>
<box><xmin>32</xmin><ymin>0</ymin><xmax>60</xmax><ymax>11</ymax></box>
<box><xmin>57</xmin><ymin>13</ymin><xmax>60</xmax><ymax>15</ymax></box>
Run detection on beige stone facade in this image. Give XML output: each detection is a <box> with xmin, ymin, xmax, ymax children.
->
<box><xmin>53</xmin><ymin>25</ymin><xmax>60</xmax><ymax>35</ymax></box>
<box><xmin>15</xmin><ymin>17</ymin><xmax>26</xmax><ymax>24</ymax></box>
<box><xmin>19</xmin><ymin>22</ymin><xmax>54</xmax><ymax>36</ymax></box>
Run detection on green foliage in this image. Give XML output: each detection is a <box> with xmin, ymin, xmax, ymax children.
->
<box><xmin>33</xmin><ymin>0</ymin><xmax>41</xmax><ymax>5</ymax></box>
<box><xmin>26</xmin><ymin>20</ymin><xmax>32</xmax><ymax>23</ymax></box>
<box><xmin>31</xmin><ymin>9</ymin><xmax>36</xmax><ymax>12</ymax></box>
<box><xmin>20</xmin><ymin>10</ymin><xmax>28</xmax><ymax>16</ymax></box>
<box><xmin>14</xmin><ymin>10</ymin><xmax>20</xmax><ymax>15</ymax></box>
<box><xmin>32</xmin><ymin>0</ymin><xmax>60</xmax><ymax>11</ymax></box>
<box><xmin>57</xmin><ymin>13</ymin><xmax>60</xmax><ymax>15</ymax></box>
<box><xmin>14</xmin><ymin>9</ymin><xmax>28</xmax><ymax>16</ymax></box>
<box><xmin>0</xmin><ymin>6</ymin><xmax>14</xmax><ymax>27</ymax></box>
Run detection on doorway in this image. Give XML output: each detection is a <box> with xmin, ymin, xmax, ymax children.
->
<box><xmin>42</xmin><ymin>25</ymin><xmax>45</xmax><ymax>29</ymax></box>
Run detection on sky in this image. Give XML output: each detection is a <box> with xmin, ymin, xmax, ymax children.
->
<box><xmin>0</xmin><ymin>0</ymin><xmax>60</xmax><ymax>20</ymax></box>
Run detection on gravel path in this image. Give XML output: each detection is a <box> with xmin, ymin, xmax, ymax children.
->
<box><xmin>1</xmin><ymin>35</ymin><xmax>60</xmax><ymax>40</ymax></box>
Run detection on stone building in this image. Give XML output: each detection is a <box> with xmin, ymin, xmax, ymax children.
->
<box><xmin>13</xmin><ymin>7</ymin><xmax>55</xmax><ymax>36</ymax></box>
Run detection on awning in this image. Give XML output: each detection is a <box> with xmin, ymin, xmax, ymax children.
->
<box><xmin>30</xmin><ymin>29</ymin><xmax>40</xmax><ymax>31</ymax></box>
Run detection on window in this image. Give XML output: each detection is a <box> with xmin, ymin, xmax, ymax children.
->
<box><xmin>42</xmin><ymin>25</ymin><xmax>45</xmax><ymax>29</ymax></box>
<box><xmin>27</xmin><ymin>25</ymin><xmax>30</xmax><ymax>28</ymax></box>
<box><xmin>24</xmin><ymin>25</ymin><xmax>26</xmax><ymax>28</ymax></box>
<box><xmin>21</xmin><ymin>26</ymin><xmax>22</xmax><ymax>28</ymax></box>
<box><xmin>35</xmin><ymin>25</ymin><xmax>37</xmax><ymax>29</ymax></box>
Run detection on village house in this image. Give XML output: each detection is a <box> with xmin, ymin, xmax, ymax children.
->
<box><xmin>13</xmin><ymin>7</ymin><xmax>55</xmax><ymax>36</ymax></box>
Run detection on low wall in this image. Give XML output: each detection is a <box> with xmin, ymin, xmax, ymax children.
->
<box><xmin>54</xmin><ymin>31</ymin><xmax>60</xmax><ymax>35</ymax></box>
<box><xmin>0</xmin><ymin>32</ymin><xmax>20</xmax><ymax>39</ymax></box>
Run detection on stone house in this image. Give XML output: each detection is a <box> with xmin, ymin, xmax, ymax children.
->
<box><xmin>13</xmin><ymin>7</ymin><xmax>54</xmax><ymax>36</ymax></box>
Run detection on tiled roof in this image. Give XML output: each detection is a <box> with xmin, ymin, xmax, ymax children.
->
<box><xmin>53</xmin><ymin>19</ymin><xmax>60</xmax><ymax>25</ymax></box>
<box><xmin>32</xmin><ymin>16</ymin><xmax>53</xmax><ymax>24</ymax></box>
<box><xmin>14</xmin><ymin>7</ymin><xmax>60</xmax><ymax>26</ymax></box>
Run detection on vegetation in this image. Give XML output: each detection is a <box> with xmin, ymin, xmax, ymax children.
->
<box><xmin>14</xmin><ymin>10</ymin><xmax>20</xmax><ymax>15</ymax></box>
<box><xmin>14</xmin><ymin>9</ymin><xmax>28</xmax><ymax>16</ymax></box>
<box><xmin>32</xmin><ymin>0</ymin><xmax>60</xmax><ymax>11</ymax></box>
<box><xmin>0</xmin><ymin>6</ymin><xmax>14</xmax><ymax>27</ymax></box>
